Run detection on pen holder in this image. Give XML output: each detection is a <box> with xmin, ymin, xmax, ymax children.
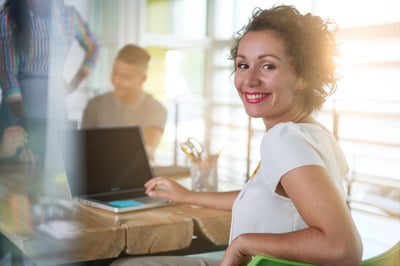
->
<box><xmin>190</xmin><ymin>160</ymin><xmax>218</xmax><ymax>192</ymax></box>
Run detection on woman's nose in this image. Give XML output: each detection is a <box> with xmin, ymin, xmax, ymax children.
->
<box><xmin>242</xmin><ymin>69</ymin><xmax>261</xmax><ymax>87</ymax></box>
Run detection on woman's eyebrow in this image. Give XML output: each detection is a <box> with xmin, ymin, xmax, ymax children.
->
<box><xmin>258</xmin><ymin>54</ymin><xmax>282</xmax><ymax>61</ymax></box>
<box><xmin>236</xmin><ymin>54</ymin><xmax>281</xmax><ymax>61</ymax></box>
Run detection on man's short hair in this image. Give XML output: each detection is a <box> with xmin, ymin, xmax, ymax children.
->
<box><xmin>116</xmin><ymin>44</ymin><xmax>150</xmax><ymax>67</ymax></box>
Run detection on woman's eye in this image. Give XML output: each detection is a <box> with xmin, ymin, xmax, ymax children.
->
<box><xmin>237</xmin><ymin>63</ymin><xmax>249</xmax><ymax>69</ymax></box>
<box><xmin>263</xmin><ymin>64</ymin><xmax>275</xmax><ymax>70</ymax></box>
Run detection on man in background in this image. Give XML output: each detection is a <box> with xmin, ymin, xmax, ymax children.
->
<box><xmin>81</xmin><ymin>44</ymin><xmax>167</xmax><ymax>160</ymax></box>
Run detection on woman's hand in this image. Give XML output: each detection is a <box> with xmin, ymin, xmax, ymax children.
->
<box><xmin>144</xmin><ymin>176</ymin><xmax>192</xmax><ymax>203</ymax></box>
<box><xmin>0</xmin><ymin>126</ymin><xmax>37</xmax><ymax>163</ymax></box>
<box><xmin>0</xmin><ymin>126</ymin><xmax>27</xmax><ymax>159</ymax></box>
<box><xmin>220</xmin><ymin>235</ymin><xmax>251</xmax><ymax>266</ymax></box>
<box><xmin>17</xmin><ymin>148</ymin><xmax>37</xmax><ymax>163</ymax></box>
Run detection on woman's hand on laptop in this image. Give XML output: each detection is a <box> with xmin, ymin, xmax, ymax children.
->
<box><xmin>145</xmin><ymin>177</ymin><xmax>191</xmax><ymax>203</ymax></box>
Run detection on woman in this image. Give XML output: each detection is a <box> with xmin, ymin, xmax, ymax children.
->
<box><xmin>112</xmin><ymin>5</ymin><xmax>363</xmax><ymax>266</ymax></box>
<box><xmin>0</xmin><ymin>0</ymin><xmax>99</xmax><ymax>161</ymax></box>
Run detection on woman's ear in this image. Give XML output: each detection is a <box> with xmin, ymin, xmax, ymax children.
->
<box><xmin>296</xmin><ymin>77</ymin><xmax>308</xmax><ymax>92</ymax></box>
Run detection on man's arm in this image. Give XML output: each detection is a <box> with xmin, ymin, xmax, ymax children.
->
<box><xmin>142</xmin><ymin>127</ymin><xmax>163</xmax><ymax>160</ymax></box>
<box><xmin>80</xmin><ymin>99</ymin><xmax>96</xmax><ymax>129</ymax></box>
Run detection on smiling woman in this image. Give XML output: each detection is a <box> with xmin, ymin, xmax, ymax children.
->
<box><xmin>110</xmin><ymin>5</ymin><xmax>362</xmax><ymax>266</ymax></box>
<box><xmin>230</xmin><ymin>9</ymin><xmax>337</xmax><ymax>132</ymax></box>
<box><xmin>230</xmin><ymin>7</ymin><xmax>338</xmax><ymax>119</ymax></box>
<box><xmin>232</xmin><ymin>30</ymin><xmax>309</xmax><ymax>127</ymax></box>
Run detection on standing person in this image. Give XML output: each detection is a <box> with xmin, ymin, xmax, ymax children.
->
<box><xmin>111</xmin><ymin>5</ymin><xmax>362</xmax><ymax>266</ymax></box>
<box><xmin>81</xmin><ymin>44</ymin><xmax>167</xmax><ymax>161</ymax></box>
<box><xmin>0</xmin><ymin>0</ymin><xmax>99</xmax><ymax>161</ymax></box>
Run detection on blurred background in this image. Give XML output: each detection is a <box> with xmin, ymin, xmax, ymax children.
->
<box><xmin>61</xmin><ymin>0</ymin><xmax>399</xmax><ymax>200</ymax></box>
<box><xmin>1</xmin><ymin>0</ymin><xmax>398</xmax><ymax>259</ymax></box>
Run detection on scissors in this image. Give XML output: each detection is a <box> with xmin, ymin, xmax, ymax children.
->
<box><xmin>180</xmin><ymin>137</ymin><xmax>205</xmax><ymax>162</ymax></box>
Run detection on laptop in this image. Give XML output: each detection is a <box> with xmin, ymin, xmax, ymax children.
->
<box><xmin>58</xmin><ymin>126</ymin><xmax>169</xmax><ymax>213</ymax></box>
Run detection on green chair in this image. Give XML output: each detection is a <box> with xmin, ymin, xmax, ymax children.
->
<box><xmin>247</xmin><ymin>256</ymin><xmax>315</xmax><ymax>266</ymax></box>
<box><xmin>247</xmin><ymin>241</ymin><xmax>399</xmax><ymax>266</ymax></box>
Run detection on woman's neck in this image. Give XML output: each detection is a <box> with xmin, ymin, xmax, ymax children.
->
<box><xmin>263</xmin><ymin>107</ymin><xmax>315</xmax><ymax>131</ymax></box>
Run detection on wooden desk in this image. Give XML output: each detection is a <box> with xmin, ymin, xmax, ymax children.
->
<box><xmin>81</xmin><ymin>204</ymin><xmax>195</xmax><ymax>255</ymax></box>
<box><xmin>82</xmin><ymin>203</ymin><xmax>231</xmax><ymax>255</ymax></box>
<box><xmin>80</xmin><ymin>173</ymin><xmax>235</xmax><ymax>255</ymax></box>
<box><xmin>0</xmin><ymin>164</ymin><xmax>233</xmax><ymax>265</ymax></box>
<box><xmin>0</xmin><ymin>164</ymin><xmax>125</xmax><ymax>265</ymax></box>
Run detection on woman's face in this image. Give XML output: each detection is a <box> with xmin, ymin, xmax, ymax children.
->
<box><xmin>234</xmin><ymin>30</ymin><xmax>306</xmax><ymax>128</ymax></box>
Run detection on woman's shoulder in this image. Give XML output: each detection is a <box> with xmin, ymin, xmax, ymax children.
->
<box><xmin>268</xmin><ymin>121</ymin><xmax>331</xmax><ymax>139</ymax></box>
<box><xmin>61</xmin><ymin>3</ymin><xmax>82</xmax><ymax>19</ymax></box>
<box><xmin>0</xmin><ymin>7</ymin><xmax>9</xmax><ymax>21</ymax></box>
<box><xmin>264</xmin><ymin>122</ymin><xmax>335</xmax><ymax>152</ymax></box>
<box><xmin>0</xmin><ymin>9</ymin><xmax>13</xmax><ymax>36</ymax></box>
<box><xmin>266</xmin><ymin>122</ymin><xmax>304</xmax><ymax>139</ymax></box>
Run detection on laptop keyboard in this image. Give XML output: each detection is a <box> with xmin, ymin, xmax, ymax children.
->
<box><xmin>91</xmin><ymin>191</ymin><xmax>143</xmax><ymax>202</ymax></box>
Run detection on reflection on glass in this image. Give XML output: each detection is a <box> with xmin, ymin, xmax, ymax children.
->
<box><xmin>149</xmin><ymin>48</ymin><xmax>206</xmax><ymax>164</ymax></box>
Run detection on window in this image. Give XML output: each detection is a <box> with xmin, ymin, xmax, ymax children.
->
<box><xmin>313</xmin><ymin>1</ymin><xmax>400</xmax><ymax>216</ymax></box>
<box><xmin>142</xmin><ymin>0</ymin><xmax>400</xmax><ymax>190</ymax></box>
<box><xmin>143</xmin><ymin>0</ymin><xmax>209</xmax><ymax>165</ymax></box>
<box><xmin>83</xmin><ymin>0</ymin><xmax>399</xmax><ymax>195</ymax></box>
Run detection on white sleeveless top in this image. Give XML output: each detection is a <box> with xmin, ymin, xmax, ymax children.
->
<box><xmin>229</xmin><ymin>122</ymin><xmax>348</xmax><ymax>242</ymax></box>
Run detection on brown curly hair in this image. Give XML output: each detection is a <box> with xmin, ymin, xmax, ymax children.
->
<box><xmin>230</xmin><ymin>5</ymin><xmax>339</xmax><ymax>113</ymax></box>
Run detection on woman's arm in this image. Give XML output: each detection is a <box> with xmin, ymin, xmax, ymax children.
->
<box><xmin>67</xmin><ymin>6</ymin><xmax>99</xmax><ymax>92</ymax></box>
<box><xmin>0</xmin><ymin>10</ymin><xmax>23</xmax><ymax>106</ymax></box>
<box><xmin>145</xmin><ymin>176</ymin><xmax>239</xmax><ymax>211</ymax></box>
<box><xmin>221</xmin><ymin>165</ymin><xmax>362</xmax><ymax>266</ymax></box>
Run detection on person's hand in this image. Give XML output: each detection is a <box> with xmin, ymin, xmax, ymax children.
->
<box><xmin>67</xmin><ymin>68</ymin><xmax>90</xmax><ymax>95</ymax></box>
<box><xmin>144</xmin><ymin>176</ymin><xmax>191</xmax><ymax>203</ymax></box>
<box><xmin>0</xmin><ymin>126</ymin><xmax>37</xmax><ymax>163</ymax></box>
<box><xmin>65</xmin><ymin>80</ymin><xmax>76</xmax><ymax>95</ymax></box>
<box><xmin>0</xmin><ymin>126</ymin><xmax>27</xmax><ymax>159</ymax></box>
<box><xmin>17</xmin><ymin>148</ymin><xmax>38</xmax><ymax>163</ymax></box>
<box><xmin>220</xmin><ymin>235</ymin><xmax>251</xmax><ymax>266</ymax></box>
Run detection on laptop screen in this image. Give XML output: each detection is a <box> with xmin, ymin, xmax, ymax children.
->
<box><xmin>59</xmin><ymin>126</ymin><xmax>154</xmax><ymax>197</ymax></box>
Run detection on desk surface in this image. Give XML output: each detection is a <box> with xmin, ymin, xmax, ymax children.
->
<box><xmin>0</xmin><ymin>164</ymin><xmax>234</xmax><ymax>265</ymax></box>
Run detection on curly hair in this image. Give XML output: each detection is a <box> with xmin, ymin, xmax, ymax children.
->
<box><xmin>230</xmin><ymin>5</ymin><xmax>339</xmax><ymax>113</ymax></box>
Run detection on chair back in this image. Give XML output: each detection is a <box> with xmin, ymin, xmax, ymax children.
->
<box><xmin>247</xmin><ymin>241</ymin><xmax>399</xmax><ymax>266</ymax></box>
<box><xmin>360</xmin><ymin>241</ymin><xmax>399</xmax><ymax>266</ymax></box>
<box><xmin>247</xmin><ymin>256</ymin><xmax>315</xmax><ymax>266</ymax></box>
